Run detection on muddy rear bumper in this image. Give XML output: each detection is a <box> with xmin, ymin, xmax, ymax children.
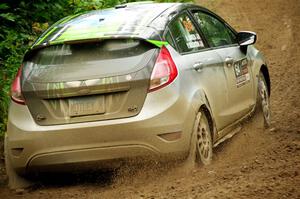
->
<box><xmin>26</xmin><ymin>145</ymin><xmax>167</xmax><ymax>173</ymax></box>
<box><xmin>6</xmin><ymin>90</ymin><xmax>195</xmax><ymax>174</ymax></box>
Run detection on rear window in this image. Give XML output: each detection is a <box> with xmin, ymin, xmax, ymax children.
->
<box><xmin>23</xmin><ymin>39</ymin><xmax>156</xmax><ymax>83</ymax></box>
<box><xmin>33</xmin><ymin>39</ymin><xmax>144</xmax><ymax>63</ymax></box>
<box><xmin>34</xmin><ymin>5</ymin><xmax>172</xmax><ymax>46</ymax></box>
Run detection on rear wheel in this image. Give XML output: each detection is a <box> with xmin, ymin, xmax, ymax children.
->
<box><xmin>195</xmin><ymin>111</ymin><xmax>213</xmax><ymax>165</ymax></box>
<box><xmin>4</xmin><ymin>135</ymin><xmax>33</xmax><ymax>189</ymax></box>
<box><xmin>185</xmin><ymin>111</ymin><xmax>213</xmax><ymax>166</ymax></box>
<box><xmin>257</xmin><ymin>71</ymin><xmax>271</xmax><ymax>128</ymax></box>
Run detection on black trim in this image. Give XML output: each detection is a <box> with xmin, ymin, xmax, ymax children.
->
<box><xmin>180</xmin><ymin>44</ymin><xmax>240</xmax><ymax>56</ymax></box>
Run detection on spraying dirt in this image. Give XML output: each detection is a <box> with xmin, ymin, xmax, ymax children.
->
<box><xmin>0</xmin><ymin>0</ymin><xmax>299</xmax><ymax>198</ymax></box>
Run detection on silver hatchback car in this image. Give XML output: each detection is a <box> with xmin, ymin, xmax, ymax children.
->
<box><xmin>5</xmin><ymin>2</ymin><xmax>271</xmax><ymax>189</ymax></box>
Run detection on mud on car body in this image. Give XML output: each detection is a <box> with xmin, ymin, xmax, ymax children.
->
<box><xmin>5</xmin><ymin>2</ymin><xmax>270</xmax><ymax>189</ymax></box>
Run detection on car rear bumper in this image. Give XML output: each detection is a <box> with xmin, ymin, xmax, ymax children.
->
<box><xmin>6</xmin><ymin>89</ymin><xmax>196</xmax><ymax>174</ymax></box>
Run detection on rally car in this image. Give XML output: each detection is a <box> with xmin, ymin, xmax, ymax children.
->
<box><xmin>5</xmin><ymin>2</ymin><xmax>270</xmax><ymax>189</ymax></box>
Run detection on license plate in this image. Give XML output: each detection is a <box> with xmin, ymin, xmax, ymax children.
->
<box><xmin>69</xmin><ymin>95</ymin><xmax>105</xmax><ymax>117</ymax></box>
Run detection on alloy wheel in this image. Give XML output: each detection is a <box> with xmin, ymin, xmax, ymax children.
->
<box><xmin>259</xmin><ymin>74</ymin><xmax>271</xmax><ymax>127</ymax></box>
<box><xmin>195</xmin><ymin>112</ymin><xmax>212</xmax><ymax>165</ymax></box>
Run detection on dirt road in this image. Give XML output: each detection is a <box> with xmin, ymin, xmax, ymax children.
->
<box><xmin>0</xmin><ymin>0</ymin><xmax>299</xmax><ymax>198</ymax></box>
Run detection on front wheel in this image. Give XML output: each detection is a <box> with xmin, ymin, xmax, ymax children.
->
<box><xmin>257</xmin><ymin>72</ymin><xmax>271</xmax><ymax>128</ymax></box>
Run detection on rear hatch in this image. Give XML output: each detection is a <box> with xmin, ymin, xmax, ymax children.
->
<box><xmin>21</xmin><ymin>39</ymin><xmax>159</xmax><ymax>125</ymax></box>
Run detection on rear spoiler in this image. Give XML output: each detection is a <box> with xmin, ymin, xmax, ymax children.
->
<box><xmin>24</xmin><ymin>37</ymin><xmax>169</xmax><ymax>61</ymax></box>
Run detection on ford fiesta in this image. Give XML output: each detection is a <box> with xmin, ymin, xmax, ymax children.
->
<box><xmin>5</xmin><ymin>2</ymin><xmax>271</xmax><ymax>189</ymax></box>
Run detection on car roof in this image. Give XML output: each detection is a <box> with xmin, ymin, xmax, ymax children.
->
<box><xmin>31</xmin><ymin>2</ymin><xmax>187</xmax><ymax>50</ymax></box>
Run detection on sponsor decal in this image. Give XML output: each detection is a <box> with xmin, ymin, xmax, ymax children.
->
<box><xmin>182</xmin><ymin>20</ymin><xmax>195</xmax><ymax>32</ymax></box>
<box><xmin>234</xmin><ymin>58</ymin><xmax>251</xmax><ymax>87</ymax></box>
<box><xmin>180</xmin><ymin>16</ymin><xmax>204</xmax><ymax>49</ymax></box>
<box><xmin>186</xmin><ymin>34</ymin><xmax>204</xmax><ymax>49</ymax></box>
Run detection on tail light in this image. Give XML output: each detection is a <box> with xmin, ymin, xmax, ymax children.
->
<box><xmin>149</xmin><ymin>46</ymin><xmax>178</xmax><ymax>92</ymax></box>
<box><xmin>11</xmin><ymin>65</ymin><xmax>25</xmax><ymax>105</ymax></box>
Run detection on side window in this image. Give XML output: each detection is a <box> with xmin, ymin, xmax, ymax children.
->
<box><xmin>193</xmin><ymin>11</ymin><xmax>237</xmax><ymax>47</ymax></box>
<box><xmin>167</xmin><ymin>12</ymin><xmax>205</xmax><ymax>53</ymax></box>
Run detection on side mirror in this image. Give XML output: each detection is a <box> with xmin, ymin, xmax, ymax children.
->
<box><xmin>237</xmin><ymin>31</ymin><xmax>257</xmax><ymax>46</ymax></box>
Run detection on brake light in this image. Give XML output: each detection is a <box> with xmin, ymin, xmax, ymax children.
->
<box><xmin>149</xmin><ymin>46</ymin><xmax>178</xmax><ymax>92</ymax></box>
<box><xmin>11</xmin><ymin>65</ymin><xmax>25</xmax><ymax>105</ymax></box>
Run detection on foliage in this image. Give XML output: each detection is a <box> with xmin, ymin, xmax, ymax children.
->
<box><xmin>0</xmin><ymin>0</ymin><xmax>192</xmax><ymax>137</ymax></box>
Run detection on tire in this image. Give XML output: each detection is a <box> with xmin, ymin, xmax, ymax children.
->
<box><xmin>189</xmin><ymin>111</ymin><xmax>213</xmax><ymax>165</ymax></box>
<box><xmin>257</xmin><ymin>71</ymin><xmax>271</xmax><ymax>128</ymax></box>
<box><xmin>4</xmin><ymin>135</ymin><xmax>33</xmax><ymax>189</ymax></box>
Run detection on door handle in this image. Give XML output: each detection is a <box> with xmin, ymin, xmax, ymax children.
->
<box><xmin>193</xmin><ymin>62</ymin><xmax>204</xmax><ymax>72</ymax></box>
<box><xmin>225</xmin><ymin>57</ymin><xmax>234</xmax><ymax>67</ymax></box>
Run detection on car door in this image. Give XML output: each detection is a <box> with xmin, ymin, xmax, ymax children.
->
<box><xmin>191</xmin><ymin>10</ymin><xmax>256</xmax><ymax>126</ymax></box>
<box><xmin>164</xmin><ymin>11</ymin><xmax>233</xmax><ymax>131</ymax></box>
